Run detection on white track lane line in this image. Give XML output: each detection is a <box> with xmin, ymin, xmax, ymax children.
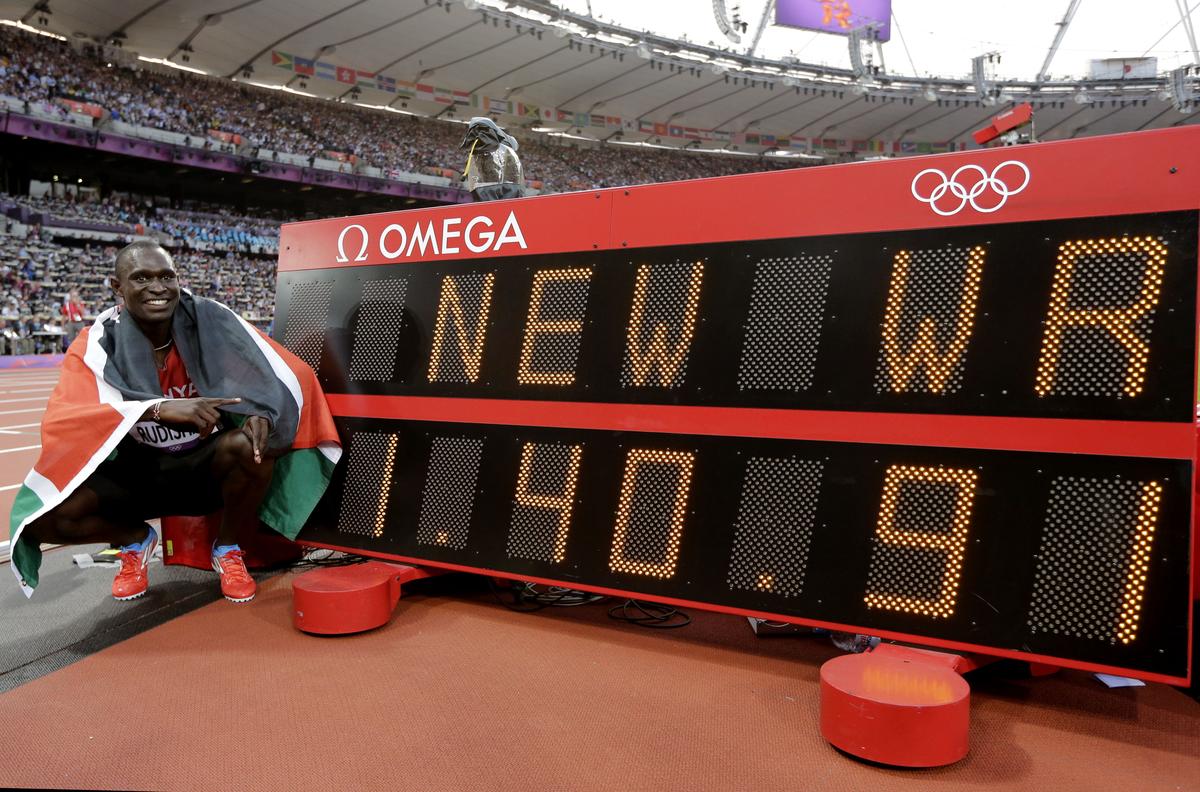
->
<box><xmin>0</xmin><ymin>483</ymin><xmax>21</xmax><ymax>491</ymax></box>
<box><xmin>0</xmin><ymin>444</ymin><xmax>39</xmax><ymax>455</ymax></box>
<box><xmin>0</xmin><ymin>397</ymin><xmax>49</xmax><ymax>404</ymax></box>
<box><xmin>0</xmin><ymin>422</ymin><xmax>42</xmax><ymax>431</ymax></box>
<box><xmin>0</xmin><ymin>389</ymin><xmax>56</xmax><ymax>395</ymax></box>
<box><xmin>0</xmin><ymin>407</ymin><xmax>48</xmax><ymax>416</ymax></box>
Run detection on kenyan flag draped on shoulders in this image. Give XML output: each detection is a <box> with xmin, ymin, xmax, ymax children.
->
<box><xmin>9</xmin><ymin>292</ymin><xmax>341</xmax><ymax>597</ymax></box>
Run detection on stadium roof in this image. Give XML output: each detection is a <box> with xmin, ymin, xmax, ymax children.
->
<box><xmin>3</xmin><ymin>0</ymin><xmax>1198</xmax><ymax>154</ymax></box>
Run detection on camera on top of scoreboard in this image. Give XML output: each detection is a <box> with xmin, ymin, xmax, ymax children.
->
<box><xmin>973</xmin><ymin>103</ymin><xmax>1035</xmax><ymax>146</ymax></box>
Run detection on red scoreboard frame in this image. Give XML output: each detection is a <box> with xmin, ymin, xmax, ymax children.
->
<box><xmin>277</xmin><ymin>127</ymin><xmax>1199</xmax><ymax>685</ymax></box>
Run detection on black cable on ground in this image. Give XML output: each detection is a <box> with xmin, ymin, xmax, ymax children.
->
<box><xmin>607</xmin><ymin>599</ymin><xmax>691</xmax><ymax>629</ymax></box>
<box><xmin>283</xmin><ymin>548</ymin><xmax>369</xmax><ymax>571</ymax></box>
<box><xmin>489</xmin><ymin>580</ymin><xmax>606</xmax><ymax>612</ymax></box>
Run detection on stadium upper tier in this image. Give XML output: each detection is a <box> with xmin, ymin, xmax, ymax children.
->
<box><xmin>0</xmin><ymin>25</ymin><xmax>799</xmax><ymax>197</ymax></box>
<box><xmin>3</xmin><ymin>0</ymin><xmax>1194</xmax><ymax>163</ymax></box>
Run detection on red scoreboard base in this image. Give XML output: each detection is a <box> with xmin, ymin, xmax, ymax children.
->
<box><xmin>820</xmin><ymin>644</ymin><xmax>971</xmax><ymax>767</ymax></box>
<box><xmin>292</xmin><ymin>561</ymin><xmax>442</xmax><ymax>634</ymax></box>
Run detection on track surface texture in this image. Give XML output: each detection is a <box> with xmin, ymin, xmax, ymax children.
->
<box><xmin>0</xmin><ymin>572</ymin><xmax>1196</xmax><ymax>792</ymax></box>
<box><xmin>0</xmin><ymin>366</ymin><xmax>1196</xmax><ymax>791</ymax></box>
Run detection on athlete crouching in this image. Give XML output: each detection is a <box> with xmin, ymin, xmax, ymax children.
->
<box><xmin>9</xmin><ymin>241</ymin><xmax>341</xmax><ymax>603</ymax></box>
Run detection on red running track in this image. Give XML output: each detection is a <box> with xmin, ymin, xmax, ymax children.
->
<box><xmin>0</xmin><ymin>367</ymin><xmax>60</xmax><ymax>541</ymax></box>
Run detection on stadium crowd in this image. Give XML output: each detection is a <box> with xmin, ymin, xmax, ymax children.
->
<box><xmin>147</xmin><ymin>208</ymin><xmax>279</xmax><ymax>254</ymax></box>
<box><xmin>0</xmin><ymin>21</ymin><xmax>802</xmax><ymax>355</ymax></box>
<box><xmin>0</xmin><ymin>24</ymin><xmax>791</xmax><ymax>194</ymax></box>
<box><xmin>4</xmin><ymin>190</ymin><xmax>281</xmax><ymax>253</ymax></box>
<box><xmin>0</xmin><ymin>235</ymin><xmax>275</xmax><ymax>354</ymax></box>
<box><xmin>0</xmin><ymin>192</ymin><xmax>279</xmax><ymax>353</ymax></box>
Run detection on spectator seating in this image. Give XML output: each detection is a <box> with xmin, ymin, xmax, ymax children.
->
<box><xmin>0</xmin><ymin>25</ymin><xmax>794</xmax><ymax>196</ymax></box>
<box><xmin>0</xmin><ymin>204</ymin><xmax>277</xmax><ymax>354</ymax></box>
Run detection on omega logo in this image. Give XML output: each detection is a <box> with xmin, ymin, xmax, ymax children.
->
<box><xmin>335</xmin><ymin>211</ymin><xmax>528</xmax><ymax>263</ymax></box>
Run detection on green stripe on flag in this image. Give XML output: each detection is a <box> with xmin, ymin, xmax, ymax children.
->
<box><xmin>258</xmin><ymin>448</ymin><xmax>337</xmax><ymax>540</ymax></box>
<box><xmin>10</xmin><ymin>484</ymin><xmax>44</xmax><ymax>589</ymax></box>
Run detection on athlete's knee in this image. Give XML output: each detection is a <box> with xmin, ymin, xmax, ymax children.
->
<box><xmin>25</xmin><ymin>487</ymin><xmax>102</xmax><ymax>543</ymax></box>
<box><xmin>27</xmin><ymin>511</ymin><xmax>86</xmax><ymax>543</ymax></box>
<box><xmin>216</xmin><ymin>431</ymin><xmax>274</xmax><ymax>480</ymax></box>
<box><xmin>217</xmin><ymin>430</ymin><xmax>254</xmax><ymax>466</ymax></box>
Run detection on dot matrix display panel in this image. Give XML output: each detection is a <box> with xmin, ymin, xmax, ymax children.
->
<box><xmin>278</xmin><ymin>209</ymin><xmax>1198</xmax><ymax>683</ymax></box>
<box><xmin>280</xmin><ymin>212</ymin><xmax>1197</xmax><ymax>422</ymax></box>
<box><xmin>305</xmin><ymin>418</ymin><xmax>1191</xmax><ymax>680</ymax></box>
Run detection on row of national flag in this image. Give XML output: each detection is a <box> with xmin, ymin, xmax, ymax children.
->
<box><xmin>271</xmin><ymin>51</ymin><xmax>472</xmax><ymax>106</ymax></box>
<box><xmin>270</xmin><ymin>50</ymin><xmax>965</xmax><ymax>153</ymax></box>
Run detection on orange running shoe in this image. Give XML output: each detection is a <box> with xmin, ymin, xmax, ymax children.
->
<box><xmin>212</xmin><ymin>546</ymin><xmax>256</xmax><ymax>603</ymax></box>
<box><xmin>112</xmin><ymin>530</ymin><xmax>158</xmax><ymax>601</ymax></box>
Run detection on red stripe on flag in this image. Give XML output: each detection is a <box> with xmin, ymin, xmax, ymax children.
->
<box><xmin>258</xmin><ymin>330</ymin><xmax>339</xmax><ymax>450</ymax></box>
<box><xmin>34</xmin><ymin>328</ymin><xmax>124</xmax><ymax>490</ymax></box>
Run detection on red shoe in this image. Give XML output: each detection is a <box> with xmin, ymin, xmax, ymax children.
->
<box><xmin>112</xmin><ymin>532</ymin><xmax>158</xmax><ymax>601</ymax></box>
<box><xmin>212</xmin><ymin>547</ymin><xmax>256</xmax><ymax>603</ymax></box>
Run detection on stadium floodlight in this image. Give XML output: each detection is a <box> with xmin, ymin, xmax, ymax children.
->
<box><xmin>848</xmin><ymin>24</ymin><xmax>881</xmax><ymax>80</ymax></box>
<box><xmin>463</xmin><ymin>0</ymin><xmax>479</xmax><ymax>8</ymax></box>
<box><xmin>1167</xmin><ymin>65</ymin><xmax>1197</xmax><ymax>113</ymax></box>
<box><xmin>923</xmin><ymin>85</ymin><xmax>938</xmax><ymax>102</ymax></box>
<box><xmin>972</xmin><ymin>51</ymin><xmax>999</xmax><ymax>103</ymax></box>
<box><xmin>636</xmin><ymin>41</ymin><xmax>652</xmax><ymax>59</ymax></box>
<box><xmin>711</xmin><ymin>0</ymin><xmax>742</xmax><ymax>44</ymax></box>
<box><xmin>32</xmin><ymin>1</ymin><xmax>51</xmax><ymax>27</ymax></box>
<box><xmin>1073</xmin><ymin>88</ymin><xmax>1090</xmax><ymax>104</ymax></box>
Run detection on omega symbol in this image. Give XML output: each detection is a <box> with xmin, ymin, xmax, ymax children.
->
<box><xmin>336</xmin><ymin>224</ymin><xmax>369</xmax><ymax>263</ymax></box>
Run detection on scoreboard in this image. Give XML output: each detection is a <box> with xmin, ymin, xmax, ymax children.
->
<box><xmin>276</xmin><ymin>128</ymin><xmax>1199</xmax><ymax>685</ymax></box>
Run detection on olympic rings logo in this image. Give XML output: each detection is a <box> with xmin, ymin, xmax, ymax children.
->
<box><xmin>910</xmin><ymin>160</ymin><xmax>1030</xmax><ymax>216</ymax></box>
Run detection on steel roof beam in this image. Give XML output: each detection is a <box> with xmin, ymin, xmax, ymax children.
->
<box><xmin>1037</xmin><ymin>0</ymin><xmax>1082</xmax><ymax>83</ymax></box>
<box><xmin>1069</xmin><ymin>105</ymin><xmax>1128</xmax><ymax>138</ymax></box>
<box><xmin>668</xmin><ymin>86</ymin><xmax>749</xmax><ymax>125</ymax></box>
<box><xmin>427</xmin><ymin>32</ymin><xmax>545</xmax><ymax>116</ymax></box>
<box><xmin>555</xmin><ymin>62</ymin><xmax>648</xmax><ymax>109</ymax></box>
<box><xmin>287</xmin><ymin>4</ymin><xmax>437</xmax><ymax>87</ymax></box>
<box><xmin>706</xmin><ymin>88</ymin><xmax>795</xmax><ymax>132</ymax></box>
<box><xmin>167</xmin><ymin>0</ymin><xmax>264</xmax><ymax>61</ymax></box>
<box><xmin>789</xmin><ymin>98</ymin><xmax>863</xmax><ymax>137</ymax></box>
<box><xmin>741</xmin><ymin>94</ymin><xmax>823</xmax><ymax>128</ymax></box>
<box><xmin>636</xmin><ymin>77</ymin><xmax>726</xmax><ymax>121</ymax></box>
<box><xmin>455</xmin><ymin>44</ymin><xmax>570</xmax><ymax>98</ymax></box>
<box><xmin>105</xmin><ymin>0</ymin><xmax>172</xmax><ymax>42</ymax></box>
<box><xmin>808</xmin><ymin>102</ymin><xmax>890</xmax><ymax>142</ymax></box>
<box><xmin>225</xmin><ymin>0</ymin><xmax>372</xmax><ymax>78</ymax></box>
<box><xmin>505</xmin><ymin>53</ymin><xmax>608</xmax><ymax>98</ymax></box>
<box><xmin>865</xmin><ymin>102</ymin><xmax>937</xmax><ymax>140</ymax></box>
<box><xmin>590</xmin><ymin>70</ymin><xmax>681</xmax><ymax>112</ymax></box>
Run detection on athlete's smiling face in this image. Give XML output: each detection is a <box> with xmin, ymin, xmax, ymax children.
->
<box><xmin>111</xmin><ymin>244</ymin><xmax>181</xmax><ymax>325</ymax></box>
